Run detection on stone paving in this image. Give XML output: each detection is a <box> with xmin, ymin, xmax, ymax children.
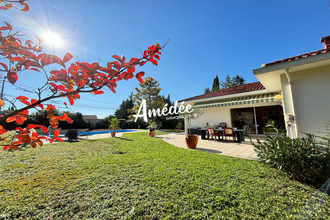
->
<box><xmin>156</xmin><ymin>133</ymin><xmax>259</xmax><ymax>160</ymax></box>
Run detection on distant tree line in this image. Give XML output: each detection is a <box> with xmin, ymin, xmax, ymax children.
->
<box><xmin>204</xmin><ymin>74</ymin><xmax>246</xmax><ymax>94</ymax></box>
<box><xmin>108</xmin><ymin>76</ymin><xmax>183</xmax><ymax>130</ymax></box>
<box><xmin>0</xmin><ymin>76</ymin><xmax>183</xmax><ymax>131</ymax></box>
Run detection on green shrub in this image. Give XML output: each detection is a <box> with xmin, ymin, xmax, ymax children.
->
<box><xmin>253</xmin><ymin>133</ymin><xmax>330</xmax><ymax>187</ymax></box>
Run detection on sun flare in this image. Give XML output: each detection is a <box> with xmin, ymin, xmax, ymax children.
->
<box><xmin>41</xmin><ymin>31</ymin><xmax>64</xmax><ymax>48</ymax></box>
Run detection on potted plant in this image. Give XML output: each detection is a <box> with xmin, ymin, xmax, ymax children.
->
<box><xmin>147</xmin><ymin>121</ymin><xmax>157</xmax><ymax>137</ymax></box>
<box><xmin>180</xmin><ymin>108</ymin><xmax>204</xmax><ymax>149</ymax></box>
<box><xmin>109</xmin><ymin>118</ymin><xmax>119</xmax><ymax>137</ymax></box>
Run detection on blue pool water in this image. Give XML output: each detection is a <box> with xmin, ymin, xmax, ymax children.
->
<box><xmin>59</xmin><ymin>130</ymin><xmax>136</xmax><ymax>136</ymax></box>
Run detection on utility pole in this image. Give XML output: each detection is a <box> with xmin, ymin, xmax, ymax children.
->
<box><xmin>0</xmin><ymin>76</ymin><xmax>6</xmax><ymax>112</ymax></box>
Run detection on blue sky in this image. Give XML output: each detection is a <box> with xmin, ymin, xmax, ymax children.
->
<box><xmin>1</xmin><ymin>0</ymin><xmax>330</xmax><ymax>118</ymax></box>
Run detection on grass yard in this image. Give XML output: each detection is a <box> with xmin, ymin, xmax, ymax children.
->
<box><xmin>0</xmin><ymin>132</ymin><xmax>329</xmax><ymax>219</ymax></box>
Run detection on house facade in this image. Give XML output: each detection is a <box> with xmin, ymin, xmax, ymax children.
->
<box><xmin>180</xmin><ymin>82</ymin><xmax>284</xmax><ymax>135</ymax></box>
<box><xmin>253</xmin><ymin>36</ymin><xmax>330</xmax><ymax>138</ymax></box>
<box><xmin>82</xmin><ymin>115</ymin><xmax>102</xmax><ymax>128</ymax></box>
<box><xmin>181</xmin><ymin>36</ymin><xmax>330</xmax><ymax>138</ymax></box>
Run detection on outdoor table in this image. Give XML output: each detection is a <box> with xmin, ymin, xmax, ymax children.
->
<box><xmin>199</xmin><ymin>128</ymin><xmax>245</xmax><ymax>143</ymax></box>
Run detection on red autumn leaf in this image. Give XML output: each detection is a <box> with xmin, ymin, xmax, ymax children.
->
<box><xmin>111</xmin><ymin>61</ymin><xmax>121</xmax><ymax>70</ymax></box>
<box><xmin>129</xmin><ymin>58</ymin><xmax>140</xmax><ymax>64</ymax></box>
<box><xmin>37</xmin><ymin>104</ymin><xmax>44</xmax><ymax>109</ymax></box>
<box><xmin>20</xmin><ymin>1</ymin><xmax>29</xmax><ymax>11</ymax></box>
<box><xmin>65</xmin><ymin>117</ymin><xmax>73</xmax><ymax>123</ymax></box>
<box><xmin>0</xmin><ymin>26</ymin><xmax>9</xmax><ymax>30</ymax></box>
<box><xmin>46</xmin><ymin>104</ymin><xmax>56</xmax><ymax>111</ymax></box>
<box><xmin>112</xmin><ymin>55</ymin><xmax>124</xmax><ymax>64</ymax></box>
<box><xmin>3</xmin><ymin>21</ymin><xmax>12</xmax><ymax>31</ymax></box>
<box><xmin>37</xmin><ymin>140</ymin><xmax>43</xmax><ymax>146</ymax></box>
<box><xmin>0</xmin><ymin>62</ymin><xmax>8</xmax><ymax>70</ymax></box>
<box><xmin>27</xmin><ymin>124</ymin><xmax>40</xmax><ymax>129</ymax></box>
<box><xmin>149</xmin><ymin>58</ymin><xmax>158</xmax><ymax>65</ymax></box>
<box><xmin>6</xmin><ymin>117</ymin><xmax>16</xmax><ymax>123</ymax></box>
<box><xmin>41</xmin><ymin>54</ymin><xmax>64</xmax><ymax>67</ymax></box>
<box><xmin>136</xmin><ymin>77</ymin><xmax>144</xmax><ymax>84</ymax></box>
<box><xmin>63</xmin><ymin>52</ymin><xmax>73</xmax><ymax>63</ymax></box>
<box><xmin>30</xmin><ymin>142</ymin><xmax>37</xmax><ymax>148</ymax></box>
<box><xmin>68</xmin><ymin>64</ymin><xmax>79</xmax><ymax>72</ymax></box>
<box><xmin>73</xmin><ymin>93</ymin><xmax>80</xmax><ymax>99</ymax></box>
<box><xmin>17</xmin><ymin>59</ymin><xmax>41</xmax><ymax>68</ymax></box>
<box><xmin>10</xmin><ymin>57</ymin><xmax>24</xmax><ymax>62</ymax></box>
<box><xmin>30</xmin><ymin>68</ymin><xmax>40</xmax><ymax>72</ymax></box>
<box><xmin>0</xmin><ymin>99</ymin><xmax>4</xmax><ymax>107</ymax></box>
<box><xmin>18</xmin><ymin>50</ymin><xmax>38</xmax><ymax>61</ymax></box>
<box><xmin>64</xmin><ymin>102</ymin><xmax>68</xmax><ymax>108</ymax></box>
<box><xmin>99</xmin><ymin>67</ymin><xmax>108</xmax><ymax>73</ymax></box>
<box><xmin>92</xmin><ymin>90</ymin><xmax>104</xmax><ymax>95</ymax></box>
<box><xmin>7</xmin><ymin>71</ymin><xmax>18</xmax><ymax>84</ymax></box>
<box><xmin>15</xmin><ymin>116</ymin><xmax>27</xmax><ymax>125</ymax></box>
<box><xmin>20</xmin><ymin>110</ymin><xmax>29</xmax><ymax>115</ymax></box>
<box><xmin>55</xmin><ymin>137</ymin><xmax>63</xmax><ymax>142</ymax></box>
<box><xmin>19</xmin><ymin>100</ymin><xmax>30</xmax><ymax>105</ymax></box>
<box><xmin>49</xmin><ymin>82</ymin><xmax>58</xmax><ymax>89</ymax></box>
<box><xmin>68</xmin><ymin>98</ymin><xmax>74</xmax><ymax>105</ymax></box>
<box><xmin>77</xmin><ymin>62</ymin><xmax>93</xmax><ymax>72</ymax></box>
<box><xmin>136</xmin><ymin>71</ymin><xmax>145</xmax><ymax>78</ymax></box>
<box><xmin>107</xmin><ymin>85</ymin><xmax>116</xmax><ymax>93</ymax></box>
<box><xmin>40</xmin><ymin>126</ymin><xmax>48</xmax><ymax>134</ymax></box>
<box><xmin>59</xmin><ymin>112</ymin><xmax>67</xmax><ymax>120</ymax></box>
<box><xmin>53</xmin><ymin>129</ymin><xmax>60</xmax><ymax>139</ymax></box>
<box><xmin>57</xmin><ymin>85</ymin><xmax>67</xmax><ymax>92</ymax></box>
<box><xmin>9</xmin><ymin>145</ymin><xmax>20</xmax><ymax>150</ymax></box>
<box><xmin>16</xmin><ymin>96</ymin><xmax>28</xmax><ymax>101</ymax></box>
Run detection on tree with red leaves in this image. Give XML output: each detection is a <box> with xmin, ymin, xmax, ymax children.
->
<box><xmin>0</xmin><ymin>0</ymin><xmax>162</xmax><ymax>150</ymax></box>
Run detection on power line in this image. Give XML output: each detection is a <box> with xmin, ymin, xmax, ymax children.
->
<box><xmin>3</xmin><ymin>93</ymin><xmax>117</xmax><ymax>110</ymax></box>
<box><xmin>4</xmin><ymin>81</ymin><xmax>120</xmax><ymax>105</ymax></box>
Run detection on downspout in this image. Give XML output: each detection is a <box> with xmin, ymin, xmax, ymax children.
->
<box><xmin>253</xmin><ymin>107</ymin><xmax>258</xmax><ymax>135</ymax></box>
<box><xmin>284</xmin><ymin>69</ymin><xmax>299</xmax><ymax>138</ymax></box>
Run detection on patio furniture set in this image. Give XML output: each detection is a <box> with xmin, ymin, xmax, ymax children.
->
<box><xmin>197</xmin><ymin>122</ymin><xmax>245</xmax><ymax>143</ymax></box>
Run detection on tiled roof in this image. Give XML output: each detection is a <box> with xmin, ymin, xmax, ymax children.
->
<box><xmin>83</xmin><ymin>115</ymin><xmax>98</xmax><ymax>120</ymax></box>
<box><xmin>180</xmin><ymin>81</ymin><xmax>265</xmax><ymax>102</ymax></box>
<box><xmin>262</xmin><ymin>47</ymin><xmax>330</xmax><ymax>68</ymax></box>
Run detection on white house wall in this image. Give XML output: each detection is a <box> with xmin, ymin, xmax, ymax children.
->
<box><xmin>190</xmin><ymin>106</ymin><xmax>231</xmax><ymax>128</ymax></box>
<box><xmin>289</xmin><ymin>65</ymin><xmax>330</xmax><ymax>135</ymax></box>
<box><xmin>190</xmin><ymin>102</ymin><xmax>282</xmax><ymax>128</ymax></box>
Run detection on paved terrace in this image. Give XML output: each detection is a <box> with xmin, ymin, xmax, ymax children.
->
<box><xmin>156</xmin><ymin>133</ymin><xmax>259</xmax><ymax>160</ymax></box>
<box><xmin>50</xmin><ymin>130</ymin><xmax>259</xmax><ymax>160</ymax></box>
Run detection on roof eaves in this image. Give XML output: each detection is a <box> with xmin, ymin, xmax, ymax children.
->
<box><xmin>181</xmin><ymin>89</ymin><xmax>269</xmax><ymax>104</ymax></box>
<box><xmin>253</xmin><ymin>50</ymin><xmax>330</xmax><ymax>75</ymax></box>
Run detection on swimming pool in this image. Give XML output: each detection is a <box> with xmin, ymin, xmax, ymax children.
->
<box><xmin>78</xmin><ymin>130</ymin><xmax>136</xmax><ymax>136</ymax></box>
<box><xmin>59</xmin><ymin>130</ymin><xmax>136</xmax><ymax>136</ymax></box>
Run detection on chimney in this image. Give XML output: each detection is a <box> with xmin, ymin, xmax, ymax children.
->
<box><xmin>320</xmin><ymin>36</ymin><xmax>330</xmax><ymax>49</ymax></box>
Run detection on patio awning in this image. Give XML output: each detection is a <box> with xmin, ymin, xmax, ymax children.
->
<box><xmin>193</xmin><ymin>93</ymin><xmax>280</xmax><ymax>109</ymax></box>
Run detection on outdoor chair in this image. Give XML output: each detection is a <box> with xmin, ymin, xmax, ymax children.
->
<box><xmin>219</xmin><ymin>122</ymin><xmax>227</xmax><ymax>128</ymax></box>
<box><xmin>66</xmin><ymin>130</ymin><xmax>78</xmax><ymax>142</ymax></box>
<box><xmin>223</xmin><ymin>128</ymin><xmax>235</xmax><ymax>142</ymax></box>
<box><xmin>207</xmin><ymin>128</ymin><xmax>220</xmax><ymax>141</ymax></box>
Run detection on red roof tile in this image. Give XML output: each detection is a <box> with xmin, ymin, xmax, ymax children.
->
<box><xmin>262</xmin><ymin>48</ymin><xmax>330</xmax><ymax>68</ymax></box>
<box><xmin>180</xmin><ymin>81</ymin><xmax>265</xmax><ymax>102</ymax></box>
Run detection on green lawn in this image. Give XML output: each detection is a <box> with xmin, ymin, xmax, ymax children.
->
<box><xmin>0</xmin><ymin>132</ymin><xmax>329</xmax><ymax>219</ymax></box>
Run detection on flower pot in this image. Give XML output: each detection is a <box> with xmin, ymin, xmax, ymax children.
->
<box><xmin>149</xmin><ymin>130</ymin><xmax>156</xmax><ymax>137</ymax></box>
<box><xmin>111</xmin><ymin>131</ymin><xmax>116</xmax><ymax>137</ymax></box>
<box><xmin>185</xmin><ymin>134</ymin><xmax>198</xmax><ymax>149</ymax></box>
